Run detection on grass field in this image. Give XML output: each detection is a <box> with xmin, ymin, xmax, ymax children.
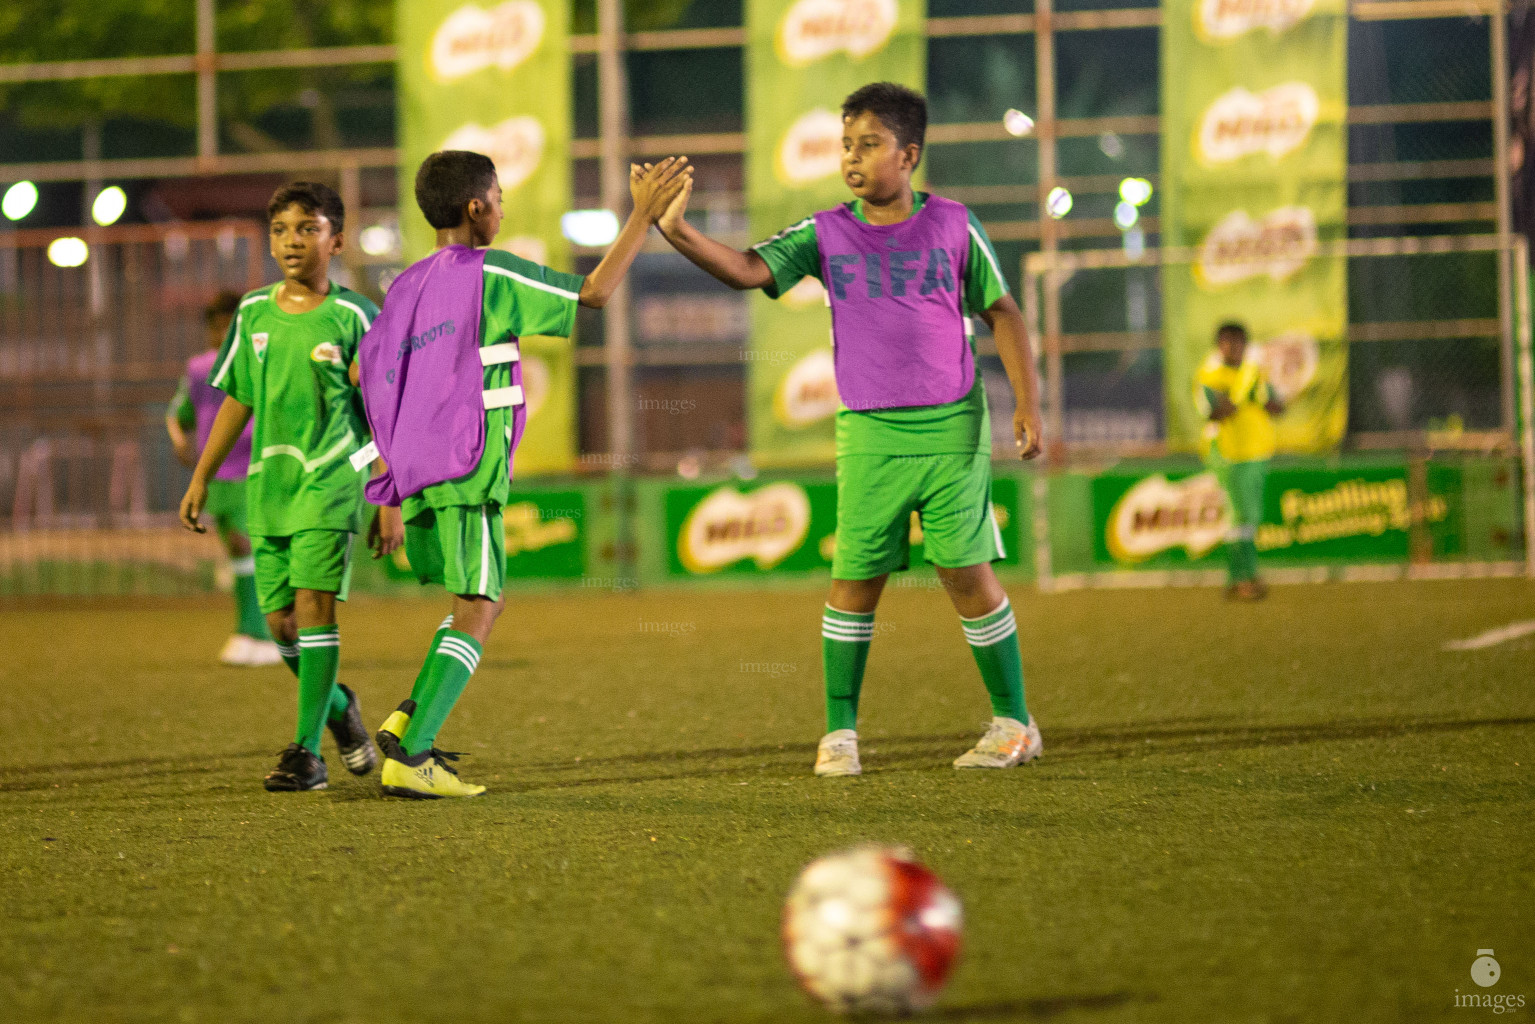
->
<box><xmin>4</xmin><ymin>577</ymin><xmax>1533</xmax><ymax>1023</ymax></box>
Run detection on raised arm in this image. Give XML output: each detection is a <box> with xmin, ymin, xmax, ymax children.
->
<box><xmin>655</xmin><ymin>175</ymin><xmax>775</xmax><ymax>291</ymax></box>
<box><xmin>978</xmin><ymin>294</ymin><xmax>1044</xmax><ymax>460</ymax></box>
<box><xmin>178</xmin><ymin>395</ymin><xmax>252</xmax><ymax>532</ymax></box>
<box><xmin>578</xmin><ymin>157</ymin><xmax>692</xmax><ymax>309</ymax></box>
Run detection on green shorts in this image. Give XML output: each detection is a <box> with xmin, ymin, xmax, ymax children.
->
<box><xmin>251</xmin><ymin>530</ymin><xmax>355</xmax><ymax>613</ymax></box>
<box><xmin>833</xmin><ymin>451</ymin><xmax>1004</xmax><ymax>580</ymax></box>
<box><xmin>404</xmin><ymin>504</ymin><xmax>506</xmax><ymax>601</ymax></box>
<box><xmin>1217</xmin><ymin>458</ymin><xmax>1269</xmax><ymax>534</ymax></box>
<box><xmin>205</xmin><ymin>478</ymin><xmax>248</xmax><ymax>538</ymax></box>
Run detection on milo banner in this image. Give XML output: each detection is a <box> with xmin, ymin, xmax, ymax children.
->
<box><xmin>665</xmin><ymin>476</ymin><xmax>1021</xmax><ymax>576</ymax></box>
<box><xmin>398</xmin><ymin>0</ymin><xmax>576</xmax><ymax>474</ymax></box>
<box><xmin>1160</xmin><ymin>0</ymin><xmax>1349</xmax><ymax>453</ymax></box>
<box><xmin>1092</xmin><ymin>465</ymin><xmax>1461</xmax><ymax>568</ymax></box>
<box><xmin>745</xmin><ymin>0</ymin><xmax>927</xmax><ymax>465</ymax></box>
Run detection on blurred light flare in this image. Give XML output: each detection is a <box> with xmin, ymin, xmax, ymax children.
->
<box><xmin>3</xmin><ymin>180</ymin><xmax>38</xmax><ymax>221</ymax></box>
<box><xmin>561</xmin><ymin>209</ymin><xmax>620</xmax><ymax>247</ymax></box>
<box><xmin>1114</xmin><ymin>201</ymin><xmax>1140</xmax><ymax>230</ymax></box>
<box><xmin>1118</xmin><ymin>177</ymin><xmax>1153</xmax><ymax>207</ymax></box>
<box><xmin>1003</xmin><ymin>109</ymin><xmax>1035</xmax><ymax>137</ymax></box>
<box><xmin>359</xmin><ymin>224</ymin><xmax>397</xmax><ymax>256</ymax></box>
<box><xmin>48</xmin><ymin>237</ymin><xmax>89</xmax><ymax>267</ymax></box>
<box><xmin>91</xmin><ymin>186</ymin><xmax>127</xmax><ymax>226</ymax></box>
<box><xmin>1046</xmin><ymin>187</ymin><xmax>1073</xmax><ymax>219</ymax></box>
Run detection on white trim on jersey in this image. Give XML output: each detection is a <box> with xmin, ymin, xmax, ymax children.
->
<box><xmin>484</xmin><ymin>262</ymin><xmax>581</xmax><ymax>302</ymax></box>
<box><xmin>334</xmin><ymin>297</ymin><xmax>373</xmax><ymax>331</ymax></box>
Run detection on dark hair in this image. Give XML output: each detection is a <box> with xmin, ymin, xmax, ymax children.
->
<box><xmin>415</xmin><ymin>151</ymin><xmax>499</xmax><ymax>230</ymax></box>
<box><xmin>204</xmin><ymin>291</ymin><xmax>241</xmax><ymax>324</ymax></box>
<box><xmin>267</xmin><ymin>181</ymin><xmax>345</xmax><ymax>236</ymax></box>
<box><xmin>1216</xmin><ymin>321</ymin><xmax>1249</xmax><ymax>341</ymax></box>
<box><xmin>842</xmin><ymin>82</ymin><xmax>928</xmax><ymax>164</ymax></box>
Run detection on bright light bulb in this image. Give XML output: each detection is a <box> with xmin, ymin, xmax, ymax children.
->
<box><xmin>47</xmin><ymin>237</ymin><xmax>89</xmax><ymax>267</ymax></box>
<box><xmin>91</xmin><ymin>185</ymin><xmax>127</xmax><ymax>226</ymax></box>
<box><xmin>1045</xmin><ymin>187</ymin><xmax>1073</xmax><ymax>219</ymax></box>
<box><xmin>1118</xmin><ymin>177</ymin><xmax>1153</xmax><ymax>207</ymax></box>
<box><xmin>1114</xmin><ymin>201</ymin><xmax>1139</xmax><ymax>230</ymax></box>
<box><xmin>3</xmin><ymin>180</ymin><xmax>38</xmax><ymax>221</ymax></box>
<box><xmin>561</xmin><ymin>209</ymin><xmax>620</xmax><ymax>247</ymax></box>
<box><xmin>359</xmin><ymin>224</ymin><xmax>397</xmax><ymax>257</ymax></box>
<box><xmin>1003</xmin><ymin>109</ymin><xmax>1035</xmax><ymax>137</ymax></box>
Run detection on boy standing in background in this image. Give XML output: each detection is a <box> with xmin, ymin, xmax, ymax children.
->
<box><xmin>167</xmin><ymin>292</ymin><xmax>279</xmax><ymax>667</ymax></box>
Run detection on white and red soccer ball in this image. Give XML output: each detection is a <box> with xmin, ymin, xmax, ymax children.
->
<box><xmin>782</xmin><ymin>846</ymin><xmax>963</xmax><ymax>1015</ymax></box>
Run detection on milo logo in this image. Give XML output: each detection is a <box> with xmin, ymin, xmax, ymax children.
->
<box><xmin>1196</xmin><ymin>83</ymin><xmax>1319</xmax><ymax>165</ymax></box>
<box><xmin>777</xmin><ymin>0</ymin><xmax>898</xmax><ymax>67</ymax></box>
<box><xmin>774</xmin><ymin>349</ymin><xmax>840</xmax><ymax>428</ymax></box>
<box><xmin>1196</xmin><ymin>0</ymin><xmax>1318</xmax><ymax>40</ymax></box>
<box><xmin>310</xmin><ymin>342</ymin><xmax>344</xmax><ymax>367</ymax></box>
<box><xmin>776</xmin><ymin>108</ymin><xmax>844</xmax><ymax>186</ymax></box>
<box><xmin>430</xmin><ymin>2</ymin><xmax>545</xmax><ymax>82</ymax></box>
<box><xmin>442</xmin><ymin>116</ymin><xmax>544</xmax><ymax>192</ymax></box>
<box><xmin>397</xmin><ymin>319</ymin><xmax>456</xmax><ymax>360</ymax></box>
<box><xmin>677</xmin><ymin>483</ymin><xmax>812</xmax><ymax>573</ymax></box>
<box><xmin>252</xmin><ymin>332</ymin><xmax>269</xmax><ymax>362</ymax></box>
<box><xmin>1254</xmin><ymin>332</ymin><xmax>1319</xmax><ymax>401</ymax></box>
<box><xmin>1195</xmin><ymin>206</ymin><xmax>1317</xmax><ymax>288</ymax></box>
<box><xmin>1105</xmin><ymin>473</ymin><xmax>1230</xmax><ymax>564</ymax></box>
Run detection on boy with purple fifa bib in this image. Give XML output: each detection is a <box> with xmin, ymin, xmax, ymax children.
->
<box><xmin>355</xmin><ymin>150</ymin><xmax>691</xmax><ymax>798</ymax></box>
<box><xmin>654</xmin><ymin>83</ymin><xmax>1046</xmax><ymax>775</ymax></box>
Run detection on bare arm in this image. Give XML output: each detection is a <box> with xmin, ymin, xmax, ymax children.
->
<box><xmin>166</xmin><ymin>412</ymin><xmax>196</xmax><ymax>468</ymax></box>
<box><xmin>578</xmin><ymin>157</ymin><xmax>692</xmax><ymax>309</ymax></box>
<box><xmin>978</xmin><ymin>294</ymin><xmax>1044</xmax><ymax>460</ymax></box>
<box><xmin>655</xmin><ymin>176</ymin><xmax>775</xmax><ymax>291</ymax></box>
<box><xmin>178</xmin><ymin>395</ymin><xmax>252</xmax><ymax>533</ymax></box>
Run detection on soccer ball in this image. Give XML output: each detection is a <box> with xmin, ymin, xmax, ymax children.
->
<box><xmin>782</xmin><ymin>846</ymin><xmax>963</xmax><ymax>1015</ymax></box>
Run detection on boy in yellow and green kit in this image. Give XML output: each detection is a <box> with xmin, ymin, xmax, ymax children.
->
<box><xmin>1193</xmin><ymin>321</ymin><xmax>1285</xmax><ymax>601</ymax></box>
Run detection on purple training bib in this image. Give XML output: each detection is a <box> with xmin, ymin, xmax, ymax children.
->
<box><xmin>190</xmin><ymin>348</ymin><xmax>252</xmax><ymax>481</ymax></box>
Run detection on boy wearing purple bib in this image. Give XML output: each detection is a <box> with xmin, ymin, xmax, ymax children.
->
<box><xmin>357</xmin><ymin>150</ymin><xmax>691</xmax><ymax>798</ymax></box>
<box><xmin>656</xmin><ymin>83</ymin><xmax>1046</xmax><ymax>775</ymax></box>
<box><xmin>167</xmin><ymin>293</ymin><xmax>279</xmax><ymax>667</ymax></box>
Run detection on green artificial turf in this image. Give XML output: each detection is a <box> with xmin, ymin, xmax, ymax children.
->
<box><xmin>3</xmin><ymin>578</ymin><xmax>1533</xmax><ymax>1023</ymax></box>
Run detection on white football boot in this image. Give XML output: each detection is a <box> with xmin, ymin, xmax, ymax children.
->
<box><xmin>953</xmin><ymin>716</ymin><xmax>1042</xmax><ymax>768</ymax></box>
<box><xmin>814</xmin><ymin>729</ymin><xmax>861</xmax><ymax>777</ymax></box>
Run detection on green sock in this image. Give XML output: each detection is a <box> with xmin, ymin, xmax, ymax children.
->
<box><xmin>401</xmin><ymin>629</ymin><xmax>481</xmax><ymax>757</ymax></box>
<box><xmin>960</xmin><ymin>598</ymin><xmax>1028</xmax><ymax>722</ymax></box>
<box><xmin>294</xmin><ymin>626</ymin><xmax>341</xmax><ymax>755</ymax></box>
<box><xmin>231</xmin><ymin>557</ymin><xmax>269</xmax><ymax>639</ymax></box>
<box><xmin>277</xmin><ymin>640</ymin><xmax>300</xmax><ymax>676</ymax></box>
<box><xmin>274</xmin><ymin>637</ymin><xmax>348</xmax><ymax>721</ymax></box>
<box><xmin>1228</xmin><ymin>534</ymin><xmax>1258</xmax><ymax>583</ymax></box>
<box><xmin>409</xmin><ymin>614</ymin><xmax>456</xmax><ymax>704</ymax></box>
<box><xmin>821</xmin><ymin>606</ymin><xmax>874</xmax><ymax>733</ymax></box>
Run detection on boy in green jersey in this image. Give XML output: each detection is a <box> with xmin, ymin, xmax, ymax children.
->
<box><xmin>179</xmin><ymin>182</ymin><xmax>396</xmax><ymax>792</ymax></box>
<box><xmin>364</xmin><ymin>151</ymin><xmax>691</xmax><ymax>798</ymax></box>
<box><xmin>167</xmin><ymin>291</ymin><xmax>280</xmax><ymax>667</ymax></box>
<box><xmin>654</xmin><ymin>84</ymin><xmax>1046</xmax><ymax>775</ymax></box>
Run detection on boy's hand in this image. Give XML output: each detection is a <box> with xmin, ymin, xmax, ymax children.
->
<box><xmin>657</xmin><ymin>174</ymin><xmax>693</xmax><ymax>238</ymax></box>
<box><xmin>179</xmin><ymin>479</ymin><xmax>208</xmax><ymax>533</ymax></box>
<box><xmin>1014</xmin><ymin>404</ymin><xmax>1044</xmax><ymax>461</ymax></box>
<box><xmin>630</xmin><ymin>157</ymin><xmax>692</xmax><ymax>222</ymax></box>
<box><xmin>368</xmin><ymin>505</ymin><xmax>405</xmax><ymax>560</ymax></box>
<box><xmin>1210</xmin><ymin>394</ymin><xmax>1237</xmax><ymax>421</ymax></box>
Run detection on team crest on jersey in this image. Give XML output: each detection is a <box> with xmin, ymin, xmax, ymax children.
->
<box><xmin>252</xmin><ymin>333</ymin><xmax>269</xmax><ymax>362</ymax></box>
<box><xmin>311</xmin><ymin>342</ymin><xmax>344</xmax><ymax>366</ymax></box>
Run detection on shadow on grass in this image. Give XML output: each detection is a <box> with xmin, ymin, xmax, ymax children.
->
<box><xmin>0</xmin><ymin>749</ymin><xmax>270</xmax><ymax>792</ymax></box>
<box><xmin>930</xmin><ymin>990</ymin><xmax>1143</xmax><ymax>1020</ymax></box>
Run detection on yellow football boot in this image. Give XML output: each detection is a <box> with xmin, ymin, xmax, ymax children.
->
<box><xmin>380</xmin><ymin>746</ymin><xmax>486</xmax><ymax>799</ymax></box>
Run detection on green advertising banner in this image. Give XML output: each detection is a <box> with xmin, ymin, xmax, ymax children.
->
<box><xmin>1160</xmin><ymin>0</ymin><xmax>1349</xmax><ymax>454</ymax></box>
<box><xmin>745</xmin><ymin>0</ymin><xmax>927</xmax><ymax>465</ymax></box>
<box><xmin>664</xmin><ymin>476</ymin><xmax>1021</xmax><ymax>576</ymax></box>
<box><xmin>382</xmin><ymin>487</ymin><xmax>588</xmax><ymax>580</ymax></box>
<box><xmin>397</xmin><ymin>0</ymin><xmax>576</xmax><ymax>474</ymax></box>
<box><xmin>1090</xmin><ymin>464</ymin><xmax>1461</xmax><ymax>568</ymax></box>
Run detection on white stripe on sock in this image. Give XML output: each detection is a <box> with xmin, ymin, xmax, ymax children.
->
<box><xmin>822</xmin><ymin>626</ymin><xmax>875</xmax><ymax>642</ymax></box>
<box><xmin>276</xmin><ymin>643</ymin><xmax>299</xmax><ymax>658</ymax></box>
<box><xmin>437</xmin><ymin>636</ymin><xmax>481</xmax><ymax>669</ymax></box>
<box><xmin>437</xmin><ymin>615</ymin><xmax>454</xmax><ymax>631</ymax></box>
<box><xmin>438</xmin><ymin>644</ymin><xmax>479</xmax><ymax>674</ymax></box>
<box><xmin>963</xmin><ymin>617</ymin><xmax>1018</xmax><ymax>646</ymax></box>
<box><xmin>230</xmin><ymin>555</ymin><xmax>255</xmax><ymax>575</ymax></box>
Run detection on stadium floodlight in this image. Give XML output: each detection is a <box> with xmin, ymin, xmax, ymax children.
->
<box><xmin>561</xmin><ymin>209</ymin><xmax>620</xmax><ymax>247</ymax></box>
<box><xmin>91</xmin><ymin>186</ymin><xmax>127</xmax><ymax>227</ymax></box>
<box><xmin>359</xmin><ymin>224</ymin><xmax>397</xmax><ymax>257</ymax></box>
<box><xmin>1002</xmin><ymin>109</ymin><xmax>1035</xmax><ymax>137</ymax></box>
<box><xmin>3</xmin><ymin>180</ymin><xmax>38</xmax><ymax>221</ymax></box>
<box><xmin>1118</xmin><ymin>177</ymin><xmax>1153</xmax><ymax>207</ymax></box>
<box><xmin>1045</xmin><ymin>187</ymin><xmax>1073</xmax><ymax>219</ymax></box>
<box><xmin>1114</xmin><ymin>201</ymin><xmax>1139</xmax><ymax>230</ymax></box>
<box><xmin>47</xmin><ymin>237</ymin><xmax>89</xmax><ymax>267</ymax></box>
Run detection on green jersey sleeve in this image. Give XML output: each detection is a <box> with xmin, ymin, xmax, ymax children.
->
<box><xmin>207</xmin><ymin>292</ymin><xmax>262</xmax><ymax>406</ymax></box>
<box><xmin>169</xmin><ymin>375</ymin><xmax>194</xmax><ymax>428</ymax></box>
<box><xmin>483</xmin><ymin>249</ymin><xmax>584</xmax><ymax>339</ymax></box>
<box><xmin>751</xmin><ymin>217</ymin><xmax>821</xmax><ymax>299</ymax></box>
<box><xmin>963</xmin><ymin>209</ymin><xmax>1009</xmax><ymax>316</ymax></box>
<box><xmin>331</xmin><ymin>288</ymin><xmax>379</xmax><ymax>366</ymax></box>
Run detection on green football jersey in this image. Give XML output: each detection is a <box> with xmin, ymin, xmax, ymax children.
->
<box><xmin>401</xmin><ymin>248</ymin><xmax>584</xmax><ymax>522</ymax></box>
<box><xmin>752</xmin><ymin>192</ymin><xmax>1009</xmax><ymax>456</ymax></box>
<box><xmin>208</xmin><ymin>282</ymin><xmax>380</xmax><ymax>536</ymax></box>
